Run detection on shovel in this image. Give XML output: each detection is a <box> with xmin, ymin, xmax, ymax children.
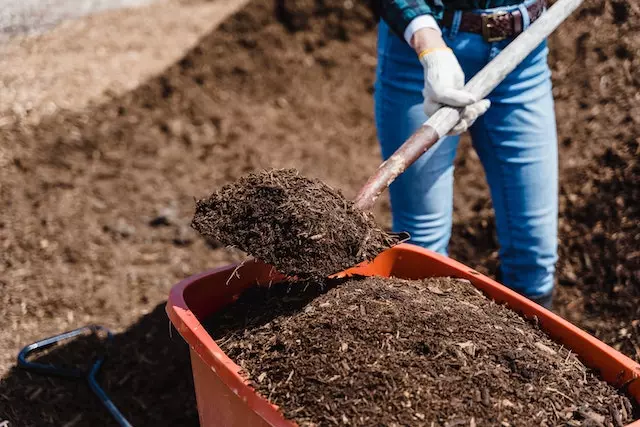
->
<box><xmin>354</xmin><ymin>0</ymin><xmax>585</xmax><ymax>211</ymax></box>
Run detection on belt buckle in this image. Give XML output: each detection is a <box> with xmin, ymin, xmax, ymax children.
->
<box><xmin>481</xmin><ymin>10</ymin><xmax>509</xmax><ymax>42</ymax></box>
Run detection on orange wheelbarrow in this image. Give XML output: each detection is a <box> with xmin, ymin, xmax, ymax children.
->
<box><xmin>167</xmin><ymin>243</ymin><xmax>640</xmax><ymax>427</ymax></box>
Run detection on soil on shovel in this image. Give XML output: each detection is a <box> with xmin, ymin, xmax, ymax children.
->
<box><xmin>192</xmin><ymin>169</ymin><xmax>398</xmax><ymax>278</ymax></box>
<box><xmin>206</xmin><ymin>276</ymin><xmax>637</xmax><ymax>426</ymax></box>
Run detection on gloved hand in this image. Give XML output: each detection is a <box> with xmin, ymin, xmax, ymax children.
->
<box><xmin>419</xmin><ymin>47</ymin><xmax>491</xmax><ymax>135</ymax></box>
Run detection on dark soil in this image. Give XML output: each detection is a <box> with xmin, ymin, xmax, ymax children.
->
<box><xmin>192</xmin><ymin>168</ymin><xmax>398</xmax><ymax>278</ymax></box>
<box><xmin>1</xmin><ymin>0</ymin><xmax>639</xmax><ymax>424</ymax></box>
<box><xmin>207</xmin><ymin>276</ymin><xmax>637</xmax><ymax>426</ymax></box>
<box><xmin>554</xmin><ymin>138</ymin><xmax>640</xmax><ymax>361</ymax></box>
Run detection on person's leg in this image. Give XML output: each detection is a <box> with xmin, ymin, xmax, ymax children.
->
<box><xmin>469</xmin><ymin>40</ymin><xmax>558</xmax><ymax>302</ymax></box>
<box><xmin>374</xmin><ymin>21</ymin><xmax>459</xmax><ymax>255</ymax></box>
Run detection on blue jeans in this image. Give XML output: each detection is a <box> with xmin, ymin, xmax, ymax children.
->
<box><xmin>374</xmin><ymin>7</ymin><xmax>558</xmax><ymax>299</ymax></box>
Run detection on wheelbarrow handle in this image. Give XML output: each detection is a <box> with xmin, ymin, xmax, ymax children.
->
<box><xmin>354</xmin><ymin>0</ymin><xmax>585</xmax><ymax>211</ymax></box>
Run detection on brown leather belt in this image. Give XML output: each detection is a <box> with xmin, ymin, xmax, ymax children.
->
<box><xmin>440</xmin><ymin>0</ymin><xmax>546</xmax><ymax>42</ymax></box>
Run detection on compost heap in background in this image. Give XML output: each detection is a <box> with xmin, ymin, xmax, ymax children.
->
<box><xmin>191</xmin><ymin>169</ymin><xmax>398</xmax><ymax>278</ymax></box>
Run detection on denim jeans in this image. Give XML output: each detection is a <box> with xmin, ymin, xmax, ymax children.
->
<box><xmin>374</xmin><ymin>5</ymin><xmax>558</xmax><ymax>299</ymax></box>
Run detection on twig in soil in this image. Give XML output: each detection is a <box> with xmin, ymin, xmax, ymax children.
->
<box><xmin>545</xmin><ymin>387</ymin><xmax>575</xmax><ymax>403</ymax></box>
<box><xmin>61</xmin><ymin>414</ymin><xmax>83</xmax><ymax>427</ymax></box>
<box><xmin>432</xmin><ymin>351</ymin><xmax>445</xmax><ymax>361</ymax></box>
<box><xmin>226</xmin><ymin>258</ymin><xmax>249</xmax><ymax>286</ymax></box>
<box><xmin>117</xmin><ymin>371</ymin><xmax>133</xmax><ymax>387</ymax></box>
<box><xmin>28</xmin><ymin>387</ymin><xmax>43</xmax><ymax>400</ymax></box>
<box><xmin>285</xmin><ymin>370</ymin><xmax>294</xmax><ymax>384</ymax></box>
<box><xmin>563</xmin><ymin>349</ymin><xmax>573</xmax><ymax>364</ymax></box>
<box><xmin>133</xmin><ymin>396</ymin><xmax>147</xmax><ymax>410</ymax></box>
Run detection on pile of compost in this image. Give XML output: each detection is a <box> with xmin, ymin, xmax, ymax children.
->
<box><xmin>192</xmin><ymin>169</ymin><xmax>398</xmax><ymax>278</ymax></box>
<box><xmin>206</xmin><ymin>276</ymin><xmax>637</xmax><ymax>426</ymax></box>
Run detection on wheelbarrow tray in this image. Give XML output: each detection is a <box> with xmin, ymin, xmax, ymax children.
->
<box><xmin>166</xmin><ymin>243</ymin><xmax>640</xmax><ymax>426</ymax></box>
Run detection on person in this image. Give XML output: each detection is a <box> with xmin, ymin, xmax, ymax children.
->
<box><xmin>373</xmin><ymin>0</ymin><xmax>557</xmax><ymax>308</ymax></box>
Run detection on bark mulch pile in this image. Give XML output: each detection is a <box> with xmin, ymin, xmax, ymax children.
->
<box><xmin>206</xmin><ymin>276</ymin><xmax>637</xmax><ymax>427</ymax></box>
<box><xmin>192</xmin><ymin>169</ymin><xmax>398</xmax><ymax>278</ymax></box>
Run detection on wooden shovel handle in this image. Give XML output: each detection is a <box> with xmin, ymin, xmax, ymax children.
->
<box><xmin>354</xmin><ymin>0</ymin><xmax>584</xmax><ymax>211</ymax></box>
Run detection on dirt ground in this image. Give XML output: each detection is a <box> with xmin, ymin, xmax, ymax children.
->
<box><xmin>0</xmin><ymin>0</ymin><xmax>638</xmax><ymax>425</ymax></box>
<box><xmin>0</xmin><ymin>0</ymin><xmax>249</xmax><ymax>122</ymax></box>
<box><xmin>0</xmin><ymin>0</ymin><xmax>154</xmax><ymax>40</ymax></box>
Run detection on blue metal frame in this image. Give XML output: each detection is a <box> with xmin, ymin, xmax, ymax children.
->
<box><xmin>17</xmin><ymin>325</ymin><xmax>133</xmax><ymax>427</ymax></box>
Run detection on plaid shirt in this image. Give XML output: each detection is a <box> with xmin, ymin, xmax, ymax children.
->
<box><xmin>377</xmin><ymin>0</ymin><xmax>525</xmax><ymax>40</ymax></box>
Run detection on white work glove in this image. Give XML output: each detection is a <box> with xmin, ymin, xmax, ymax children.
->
<box><xmin>419</xmin><ymin>47</ymin><xmax>491</xmax><ymax>135</ymax></box>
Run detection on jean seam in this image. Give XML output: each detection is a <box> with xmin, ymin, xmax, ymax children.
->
<box><xmin>448</xmin><ymin>11</ymin><xmax>463</xmax><ymax>40</ymax></box>
<box><xmin>375</xmin><ymin>26</ymin><xmax>391</xmax><ymax>159</ymax></box>
<box><xmin>378</xmin><ymin>25</ymin><xmax>389</xmax><ymax>84</ymax></box>
<box><xmin>375</xmin><ymin>26</ymin><xmax>388</xmax><ymax>117</ymax></box>
<box><xmin>475</xmin><ymin>114</ymin><xmax>514</xmax><ymax>259</ymax></box>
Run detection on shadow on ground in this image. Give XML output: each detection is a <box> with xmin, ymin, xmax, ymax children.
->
<box><xmin>0</xmin><ymin>303</ymin><xmax>198</xmax><ymax>427</ymax></box>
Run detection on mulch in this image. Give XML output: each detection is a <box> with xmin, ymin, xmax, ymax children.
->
<box><xmin>192</xmin><ymin>168</ymin><xmax>398</xmax><ymax>278</ymax></box>
<box><xmin>206</xmin><ymin>276</ymin><xmax>636</xmax><ymax>426</ymax></box>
